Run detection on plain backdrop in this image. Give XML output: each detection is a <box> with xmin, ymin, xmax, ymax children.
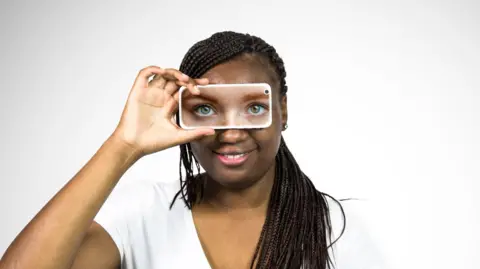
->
<box><xmin>0</xmin><ymin>0</ymin><xmax>478</xmax><ymax>268</ymax></box>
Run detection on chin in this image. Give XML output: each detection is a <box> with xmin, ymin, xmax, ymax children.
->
<box><xmin>207</xmin><ymin>163</ymin><xmax>275</xmax><ymax>191</ymax></box>
<box><xmin>207</xmin><ymin>166</ymin><xmax>257</xmax><ymax>189</ymax></box>
<box><xmin>194</xmin><ymin>148</ymin><xmax>274</xmax><ymax>189</ymax></box>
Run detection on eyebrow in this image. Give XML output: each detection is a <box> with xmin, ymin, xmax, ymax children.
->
<box><xmin>241</xmin><ymin>92</ymin><xmax>270</xmax><ymax>102</ymax></box>
<box><xmin>181</xmin><ymin>91</ymin><xmax>269</xmax><ymax>103</ymax></box>
<box><xmin>182</xmin><ymin>94</ymin><xmax>218</xmax><ymax>103</ymax></box>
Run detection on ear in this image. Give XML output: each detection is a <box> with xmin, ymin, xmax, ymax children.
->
<box><xmin>281</xmin><ymin>94</ymin><xmax>288</xmax><ymax>130</ymax></box>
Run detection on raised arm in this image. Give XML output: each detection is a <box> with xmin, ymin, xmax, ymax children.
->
<box><xmin>0</xmin><ymin>66</ymin><xmax>214</xmax><ymax>269</ymax></box>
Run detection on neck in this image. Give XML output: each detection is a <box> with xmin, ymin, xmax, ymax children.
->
<box><xmin>201</xmin><ymin>164</ymin><xmax>276</xmax><ymax>214</ymax></box>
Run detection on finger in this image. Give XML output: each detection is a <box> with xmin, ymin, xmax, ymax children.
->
<box><xmin>163</xmin><ymin>95</ymin><xmax>178</xmax><ymax>117</ymax></box>
<box><xmin>194</xmin><ymin>78</ymin><xmax>210</xmax><ymax>85</ymax></box>
<box><xmin>164</xmin><ymin>80</ymin><xmax>179</xmax><ymax>95</ymax></box>
<box><xmin>165</xmin><ymin>80</ymin><xmax>200</xmax><ymax>97</ymax></box>
<box><xmin>133</xmin><ymin>66</ymin><xmax>164</xmax><ymax>89</ymax></box>
<box><xmin>162</xmin><ymin>68</ymin><xmax>191</xmax><ymax>83</ymax></box>
<box><xmin>162</xmin><ymin>69</ymin><xmax>201</xmax><ymax>95</ymax></box>
<box><xmin>149</xmin><ymin>72</ymin><xmax>202</xmax><ymax>94</ymax></box>
<box><xmin>172</xmin><ymin>79</ymin><xmax>200</xmax><ymax>95</ymax></box>
<box><xmin>171</xmin><ymin>115</ymin><xmax>177</xmax><ymax>126</ymax></box>
<box><xmin>173</xmin><ymin>89</ymin><xmax>194</xmax><ymax>108</ymax></box>
<box><xmin>174</xmin><ymin>128</ymin><xmax>216</xmax><ymax>145</ymax></box>
<box><xmin>148</xmin><ymin>73</ymin><xmax>167</xmax><ymax>89</ymax></box>
<box><xmin>189</xmin><ymin>78</ymin><xmax>209</xmax><ymax>94</ymax></box>
<box><xmin>173</xmin><ymin>91</ymin><xmax>181</xmax><ymax>103</ymax></box>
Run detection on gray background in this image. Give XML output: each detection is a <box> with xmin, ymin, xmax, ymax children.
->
<box><xmin>0</xmin><ymin>0</ymin><xmax>478</xmax><ymax>268</ymax></box>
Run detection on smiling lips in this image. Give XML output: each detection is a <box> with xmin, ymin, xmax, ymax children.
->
<box><xmin>213</xmin><ymin>149</ymin><xmax>254</xmax><ymax>166</ymax></box>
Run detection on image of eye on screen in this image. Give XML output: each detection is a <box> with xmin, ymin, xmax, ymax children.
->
<box><xmin>178</xmin><ymin>83</ymin><xmax>272</xmax><ymax>129</ymax></box>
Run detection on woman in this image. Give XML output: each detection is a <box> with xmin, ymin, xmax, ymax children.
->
<box><xmin>0</xmin><ymin>31</ymin><xmax>371</xmax><ymax>269</ymax></box>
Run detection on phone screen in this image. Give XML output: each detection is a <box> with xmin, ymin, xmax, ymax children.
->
<box><xmin>178</xmin><ymin>83</ymin><xmax>272</xmax><ymax>129</ymax></box>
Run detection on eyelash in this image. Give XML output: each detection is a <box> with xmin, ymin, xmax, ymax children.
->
<box><xmin>192</xmin><ymin>103</ymin><xmax>269</xmax><ymax>116</ymax></box>
<box><xmin>247</xmin><ymin>103</ymin><xmax>267</xmax><ymax>114</ymax></box>
<box><xmin>193</xmin><ymin>104</ymin><xmax>216</xmax><ymax>116</ymax></box>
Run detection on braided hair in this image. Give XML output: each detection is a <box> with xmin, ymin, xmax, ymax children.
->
<box><xmin>170</xmin><ymin>31</ymin><xmax>346</xmax><ymax>269</ymax></box>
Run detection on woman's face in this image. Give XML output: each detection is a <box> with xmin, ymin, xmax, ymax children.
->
<box><xmin>189</xmin><ymin>56</ymin><xmax>288</xmax><ymax>188</ymax></box>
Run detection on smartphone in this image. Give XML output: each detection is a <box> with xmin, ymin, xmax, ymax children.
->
<box><xmin>178</xmin><ymin>83</ymin><xmax>272</xmax><ymax>129</ymax></box>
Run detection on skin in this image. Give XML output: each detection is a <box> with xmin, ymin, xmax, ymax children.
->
<box><xmin>0</xmin><ymin>66</ymin><xmax>210</xmax><ymax>269</ymax></box>
<box><xmin>0</xmin><ymin>56</ymin><xmax>288</xmax><ymax>269</ymax></box>
<box><xmin>191</xmin><ymin>56</ymin><xmax>288</xmax><ymax>268</ymax></box>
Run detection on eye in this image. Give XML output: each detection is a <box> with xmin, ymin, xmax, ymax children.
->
<box><xmin>248</xmin><ymin>104</ymin><xmax>266</xmax><ymax>115</ymax></box>
<box><xmin>194</xmin><ymin>105</ymin><xmax>215</xmax><ymax>116</ymax></box>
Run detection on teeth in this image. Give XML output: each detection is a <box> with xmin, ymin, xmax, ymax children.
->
<box><xmin>223</xmin><ymin>153</ymin><xmax>245</xmax><ymax>159</ymax></box>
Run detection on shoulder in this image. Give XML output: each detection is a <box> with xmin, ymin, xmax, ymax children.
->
<box><xmin>100</xmin><ymin>179</ymin><xmax>182</xmax><ymax>213</ymax></box>
<box><xmin>94</xmin><ymin>179</ymin><xmax>188</xmax><ymax>267</ymax></box>
<box><xmin>94</xmin><ymin>179</ymin><xmax>185</xmax><ymax>230</ymax></box>
<box><xmin>324</xmin><ymin>195</ymin><xmax>389</xmax><ymax>269</ymax></box>
<box><xmin>323</xmin><ymin>196</ymin><xmax>367</xmax><ymax>242</ymax></box>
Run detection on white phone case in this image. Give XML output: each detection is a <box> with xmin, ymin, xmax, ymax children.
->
<box><xmin>178</xmin><ymin>83</ymin><xmax>272</xmax><ymax>130</ymax></box>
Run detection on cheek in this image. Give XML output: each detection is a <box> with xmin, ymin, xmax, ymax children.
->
<box><xmin>253</xmin><ymin>122</ymin><xmax>283</xmax><ymax>154</ymax></box>
<box><xmin>270</xmin><ymin>100</ymin><xmax>284</xmax><ymax>132</ymax></box>
<box><xmin>264</xmin><ymin>103</ymin><xmax>285</xmax><ymax>152</ymax></box>
<box><xmin>189</xmin><ymin>138</ymin><xmax>213</xmax><ymax>161</ymax></box>
<box><xmin>251</xmin><ymin>130</ymin><xmax>282</xmax><ymax>170</ymax></box>
<box><xmin>250</xmin><ymin>101</ymin><xmax>283</xmax><ymax>149</ymax></box>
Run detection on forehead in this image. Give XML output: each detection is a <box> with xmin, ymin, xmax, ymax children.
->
<box><xmin>203</xmin><ymin>58</ymin><xmax>275</xmax><ymax>86</ymax></box>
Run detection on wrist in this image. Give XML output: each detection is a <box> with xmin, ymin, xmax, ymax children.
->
<box><xmin>106</xmin><ymin>132</ymin><xmax>144</xmax><ymax>164</ymax></box>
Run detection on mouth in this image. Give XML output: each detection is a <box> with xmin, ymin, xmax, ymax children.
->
<box><xmin>213</xmin><ymin>149</ymin><xmax>255</xmax><ymax>166</ymax></box>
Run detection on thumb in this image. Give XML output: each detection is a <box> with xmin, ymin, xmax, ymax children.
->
<box><xmin>175</xmin><ymin>127</ymin><xmax>215</xmax><ymax>144</ymax></box>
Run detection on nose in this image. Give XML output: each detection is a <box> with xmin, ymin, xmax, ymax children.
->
<box><xmin>220</xmin><ymin>110</ymin><xmax>241</xmax><ymax>127</ymax></box>
<box><xmin>217</xmin><ymin>129</ymin><xmax>249</xmax><ymax>144</ymax></box>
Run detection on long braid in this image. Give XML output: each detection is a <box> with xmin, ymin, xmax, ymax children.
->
<box><xmin>170</xmin><ymin>31</ymin><xmax>345</xmax><ymax>269</ymax></box>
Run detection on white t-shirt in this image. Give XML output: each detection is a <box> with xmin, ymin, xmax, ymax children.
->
<box><xmin>94</xmin><ymin>179</ymin><xmax>386</xmax><ymax>269</ymax></box>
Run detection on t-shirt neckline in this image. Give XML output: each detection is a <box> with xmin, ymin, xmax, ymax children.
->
<box><xmin>185</xmin><ymin>205</ymin><xmax>213</xmax><ymax>268</ymax></box>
